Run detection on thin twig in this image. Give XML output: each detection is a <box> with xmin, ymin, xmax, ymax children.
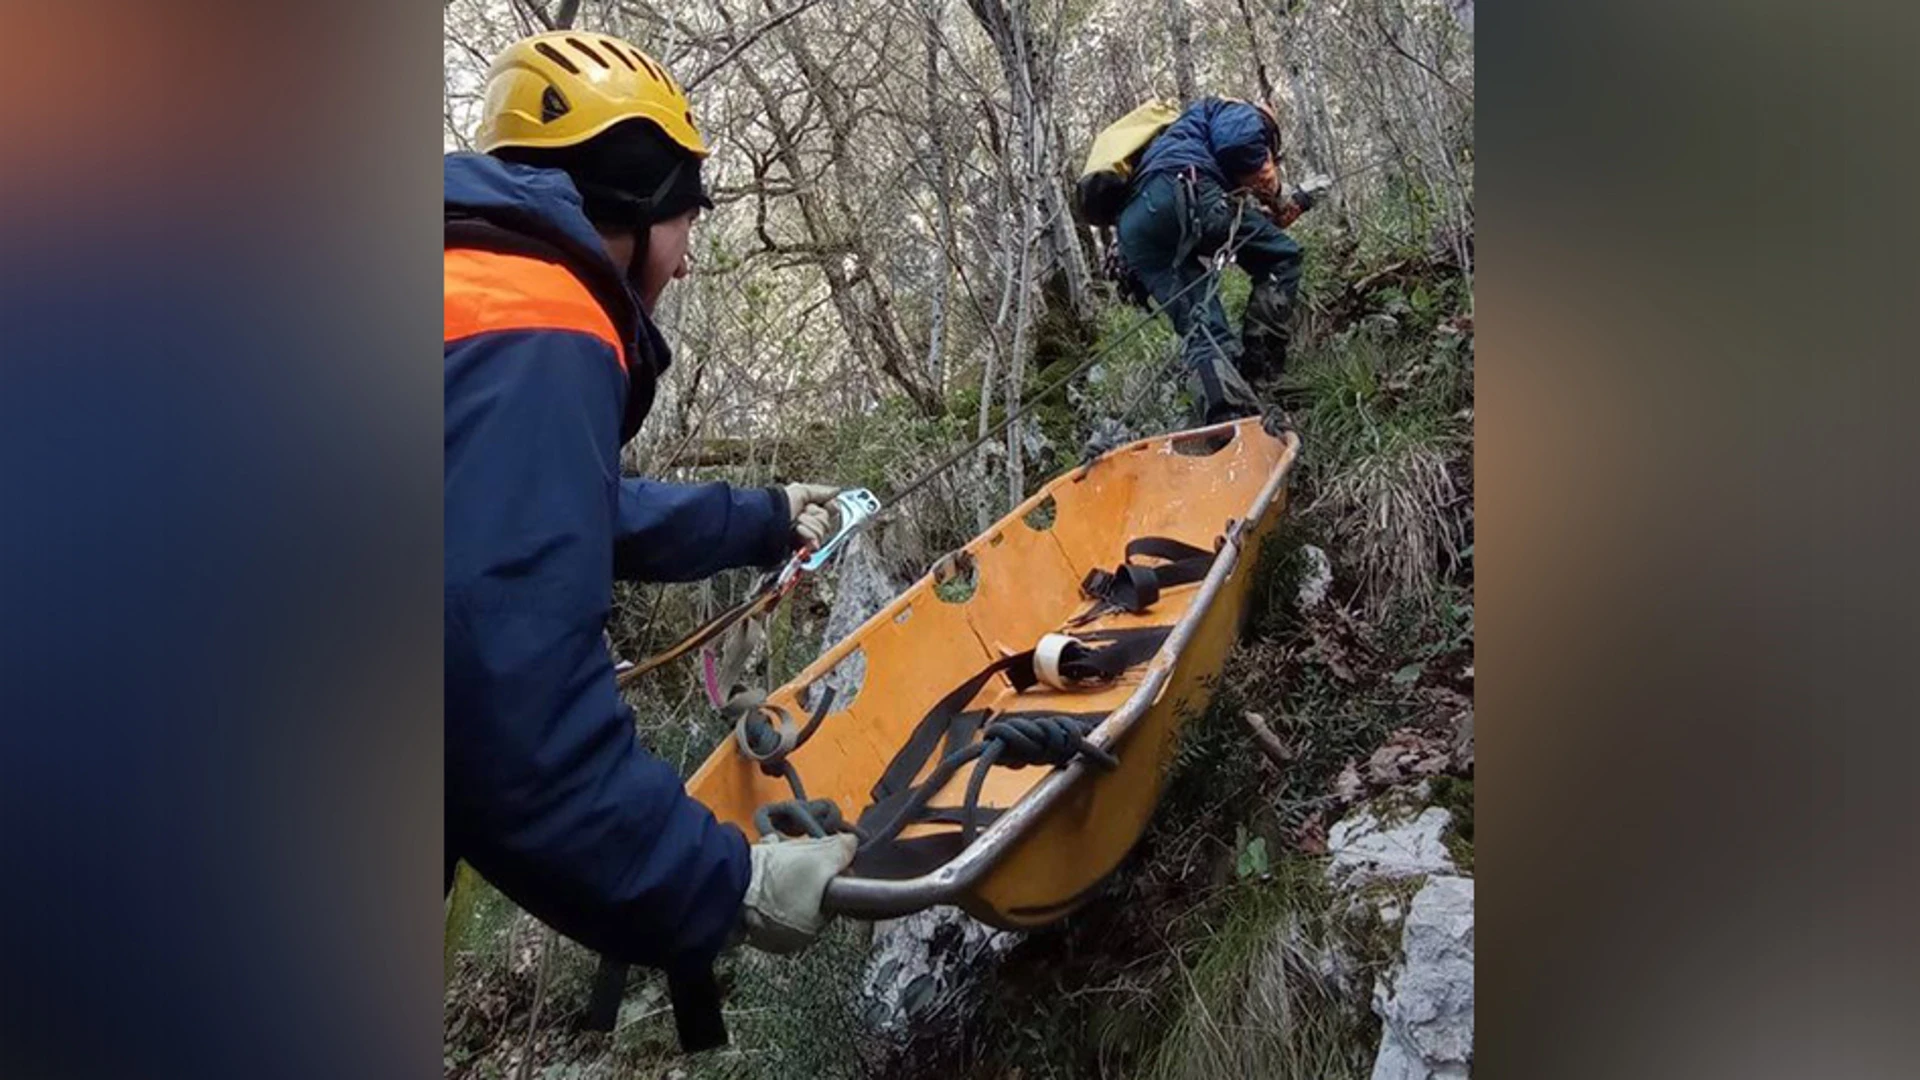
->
<box><xmin>686</xmin><ymin>0</ymin><xmax>830</xmax><ymax>90</ymax></box>
<box><xmin>516</xmin><ymin>0</ymin><xmax>555</xmax><ymax>33</ymax></box>
<box><xmin>1371</xmin><ymin>9</ymin><xmax>1472</xmax><ymax>103</ymax></box>
<box><xmin>512</xmin><ymin>925</ymin><xmax>558</xmax><ymax>1080</ymax></box>
<box><xmin>1238</xmin><ymin>711</ymin><xmax>1296</xmax><ymax>768</ymax></box>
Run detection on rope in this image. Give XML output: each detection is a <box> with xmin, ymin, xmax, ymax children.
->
<box><xmin>754</xmin><ymin>796</ymin><xmax>853</xmax><ymax>840</ymax></box>
<box><xmin>854</xmin><ymin>713</ymin><xmax>1120</xmax><ymax>853</ymax></box>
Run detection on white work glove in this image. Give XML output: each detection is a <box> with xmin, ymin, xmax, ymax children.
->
<box><xmin>739</xmin><ymin>833</ymin><xmax>857</xmax><ymax>954</ymax></box>
<box><xmin>781</xmin><ymin>482</ymin><xmax>841</xmax><ymax>548</ymax></box>
<box><xmin>1298</xmin><ymin>172</ymin><xmax>1333</xmax><ymax>198</ymax></box>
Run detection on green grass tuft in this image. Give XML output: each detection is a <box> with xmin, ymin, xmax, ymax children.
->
<box><xmin>1282</xmin><ymin>327</ymin><xmax>1472</xmax><ymax>614</ymax></box>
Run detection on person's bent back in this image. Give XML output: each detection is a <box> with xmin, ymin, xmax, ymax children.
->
<box><xmin>1116</xmin><ymin>96</ymin><xmax>1306</xmax><ymax>424</ymax></box>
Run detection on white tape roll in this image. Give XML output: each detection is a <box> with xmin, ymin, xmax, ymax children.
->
<box><xmin>1033</xmin><ymin>633</ymin><xmax>1081</xmax><ymax>691</ymax></box>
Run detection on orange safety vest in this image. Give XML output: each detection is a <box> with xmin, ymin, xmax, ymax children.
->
<box><xmin>443</xmin><ymin>248</ymin><xmax>629</xmax><ymax>372</ymax></box>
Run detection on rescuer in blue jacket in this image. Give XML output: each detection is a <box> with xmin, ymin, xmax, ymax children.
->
<box><xmin>1116</xmin><ymin>97</ymin><xmax>1312</xmax><ymax>423</ymax></box>
<box><xmin>445</xmin><ymin>30</ymin><xmax>856</xmax><ymax>982</ymax></box>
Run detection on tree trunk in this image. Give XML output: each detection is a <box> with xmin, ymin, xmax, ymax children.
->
<box><xmin>776</xmin><ymin>5</ymin><xmax>945</xmax><ymax>416</ymax></box>
<box><xmin>1162</xmin><ymin>0</ymin><xmax>1197</xmax><ymax>103</ymax></box>
<box><xmin>1005</xmin><ymin>129</ymin><xmax>1036</xmax><ymax>507</ymax></box>
<box><xmin>965</xmin><ymin>0</ymin><xmax>1093</xmax><ymax>326</ymax></box>
<box><xmin>1235</xmin><ymin>0</ymin><xmax>1280</xmax><ymax>118</ymax></box>
<box><xmin>1279</xmin><ymin>25</ymin><xmax>1328</xmax><ymax>175</ymax></box>
<box><xmin>923</xmin><ymin>0</ymin><xmax>955</xmax><ymax>396</ymax></box>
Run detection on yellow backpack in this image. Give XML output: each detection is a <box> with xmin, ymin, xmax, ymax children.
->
<box><xmin>1073</xmin><ymin>99</ymin><xmax>1181</xmax><ymax>227</ymax></box>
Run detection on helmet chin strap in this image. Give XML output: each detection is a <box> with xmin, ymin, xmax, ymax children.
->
<box><xmin>578</xmin><ymin>162</ymin><xmax>684</xmax><ymax>233</ymax></box>
<box><xmin>577</xmin><ymin>162</ymin><xmax>687</xmax><ymax>292</ymax></box>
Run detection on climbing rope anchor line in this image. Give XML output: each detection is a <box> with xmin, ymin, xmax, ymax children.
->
<box><xmin>615</xmin><ymin>213</ymin><xmax>1265</xmax><ymax>689</ymax></box>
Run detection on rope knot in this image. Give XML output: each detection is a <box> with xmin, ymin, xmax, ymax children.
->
<box><xmin>983</xmin><ymin>715</ymin><xmax>1119</xmax><ymax>771</ymax></box>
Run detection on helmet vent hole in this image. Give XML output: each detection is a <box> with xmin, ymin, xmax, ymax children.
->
<box><xmin>604</xmin><ymin>43</ymin><xmax>637</xmax><ymax>71</ymax></box>
<box><xmin>635</xmin><ymin>53</ymin><xmax>666</xmax><ymax>83</ymax></box>
<box><xmin>541</xmin><ymin>86</ymin><xmax>570</xmax><ymax>122</ymax></box>
<box><xmin>566</xmin><ymin>37</ymin><xmax>610</xmax><ymax>68</ymax></box>
<box><xmin>533</xmin><ymin>42</ymin><xmax>580</xmax><ymax>75</ymax></box>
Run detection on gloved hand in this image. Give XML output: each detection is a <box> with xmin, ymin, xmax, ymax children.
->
<box><xmin>739</xmin><ymin>832</ymin><xmax>857</xmax><ymax>954</ymax></box>
<box><xmin>1287</xmin><ymin>172</ymin><xmax>1332</xmax><ymax>214</ymax></box>
<box><xmin>781</xmin><ymin>482</ymin><xmax>841</xmax><ymax>548</ymax></box>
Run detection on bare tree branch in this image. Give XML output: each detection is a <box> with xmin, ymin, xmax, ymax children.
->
<box><xmin>1371</xmin><ymin>8</ymin><xmax>1471</xmax><ymax>102</ymax></box>
<box><xmin>516</xmin><ymin>0</ymin><xmax>556</xmax><ymax>32</ymax></box>
<box><xmin>685</xmin><ymin>0</ymin><xmax>829</xmax><ymax>90</ymax></box>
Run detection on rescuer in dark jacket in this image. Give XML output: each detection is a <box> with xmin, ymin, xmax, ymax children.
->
<box><xmin>1116</xmin><ymin>96</ymin><xmax>1312</xmax><ymax>422</ymax></box>
<box><xmin>445</xmin><ymin>30</ymin><xmax>855</xmax><ymax>982</ymax></box>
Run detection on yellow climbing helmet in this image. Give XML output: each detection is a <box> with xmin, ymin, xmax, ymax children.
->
<box><xmin>474</xmin><ymin>30</ymin><xmax>707</xmax><ymax>159</ymax></box>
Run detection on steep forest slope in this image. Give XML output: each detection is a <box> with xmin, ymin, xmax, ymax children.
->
<box><xmin>444</xmin><ymin>1</ymin><xmax>1472</xmax><ymax>1076</ymax></box>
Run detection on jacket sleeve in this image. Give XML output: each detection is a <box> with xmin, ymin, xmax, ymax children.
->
<box><xmin>445</xmin><ymin>327</ymin><xmax>751</xmax><ymax>971</ymax></box>
<box><xmin>1205</xmin><ymin>100</ymin><xmax>1275</xmax><ymax>184</ymax></box>
<box><xmin>614</xmin><ymin>478</ymin><xmax>792</xmax><ymax>583</ymax></box>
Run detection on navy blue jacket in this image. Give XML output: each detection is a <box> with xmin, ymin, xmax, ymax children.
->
<box><xmin>444</xmin><ymin>152</ymin><xmax>791</xmax><ymax>970</ymax></box>
<box><xmin>1134</xmin><ymin>97</ymin><xmax>1276</xmax><ymax>189</ymax></box>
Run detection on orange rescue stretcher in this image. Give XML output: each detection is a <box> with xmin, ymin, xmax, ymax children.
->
<box><xmin>685</xmin><ymin>416</ymin><xmax>1301</xmax><ymax>929</ymax></box>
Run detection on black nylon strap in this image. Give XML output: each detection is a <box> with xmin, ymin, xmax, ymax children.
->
<box><xmin>915</xmin><ymin>805</ymin><xmax>1010</xmax><ymax>827</ymax></box>
<box><xmin>583</xmin><ymin>959</ymin><xmax>728</xmax><ymax>1052</ymax></box>
<box><xmin>850</xmin><ymin>831</ymin><xmax>970</xmax><ymax>880</ymax></box>
<box><xmin>1124</xmin><ymin>537</ymin><xmax>1215</xmax><ymax>581</ymax></box>
<box><xmin>583</xmin><ymin>957</ymin><xmax>626</xmax><ymax>1032</ymax></box>
<box><xmin>855</xmin><ymin>622</ymin><xmax>1176</xmax><ymax>877</ymax></box>
<box><xmin>871</xmin><ymin>651</ymin><xmax>1037</xmax><ymax>803</ymax></box>
<box><xmin>1052</xmin><ymin>627</ymin><xmax>1176</xmax><ymax>683</ymax></box>
<box><xmin>871</xmin><ymin>623</ymin><xmax>1174</xmax><ymax>808</ymax></box>
<box><xmin>666</xmin><ymin>964</ymin><xmax>728</xmax><ymax>1052</ymax></box>
<box><xmin>944</xmin><ymin>711</ymin><xmax>985</xmax><ymax>759</ymax></box>
<box><xmin>1074</xmin><ymin>537</ymin><xmax>1218</xmax><ymax>624</ymax></box>
<box><xmin>1077</xmin><ymin>563</ymin><xmax>1161</xmax><ymax>617</ymax></box>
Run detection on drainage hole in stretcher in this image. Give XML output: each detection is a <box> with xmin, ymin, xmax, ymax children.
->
<box><xmin>1021</xmin><ymin>494</ymin><xmax>1057</xmax><ymax>531</ymax></box>
<box><xmin>1171</xmin><ymin>426</ymin><xmax>1238</xmax><ymax>456</ymax></box>
<box><xmin>931</xmin><ymin>550</ymin><xmax>978</xmax><ymax>604</ymax></box>
<box><xmin>801</xmin><ymin>645</ymin><xmax>865</xmax><ymax>713</ymax></box>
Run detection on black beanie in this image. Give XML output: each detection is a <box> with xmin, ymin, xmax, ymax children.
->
<box><xmin>496</xmin><ymin>117</ymin><xmax>711</xmax><ymax>230</ymax></box>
